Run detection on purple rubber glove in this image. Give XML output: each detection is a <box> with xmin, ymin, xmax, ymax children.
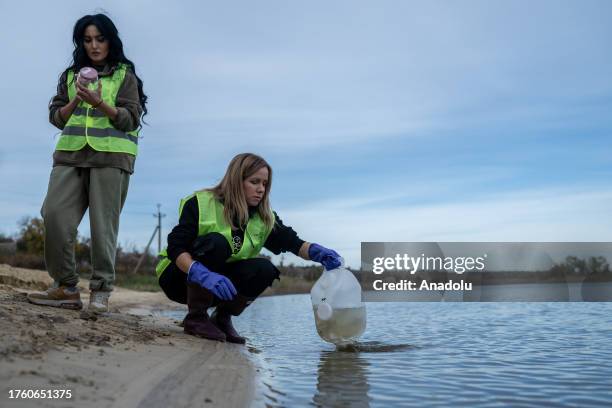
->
<box><xmin>308</xmin><ymin>243</ymin><xmax>342</xmax><ymax>271</ymax></box>
<box><xmin>187</xmin><ymin>261</ymin><xmax>237</xmax><ymax>301</ymax></box>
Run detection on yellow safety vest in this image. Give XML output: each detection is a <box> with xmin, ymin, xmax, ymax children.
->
<box><xmin>155</xmin><ymin>191</ymin><xmax>274</xmax><ymax>278</ymax></box>
<box><xmin>55</xmin><ymin>63</ymin><xmax>139</xmax><ymax>156</ymax></box>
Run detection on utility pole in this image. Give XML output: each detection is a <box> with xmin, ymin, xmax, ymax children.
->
<box><xmin>132</xmin><ymin>204</ymin><xmax>166</xmax><ymax>275</ymax></box>
<box><xmin>156</xmin><ymin>203</ymin><xmax>166</xmax><ymax>254</ymax></box>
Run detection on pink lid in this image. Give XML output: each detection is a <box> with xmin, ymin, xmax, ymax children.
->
<box><xmin>79</xmin><ymin>67</ymin><xmax>98</xmax><ymax>81</ymax></box>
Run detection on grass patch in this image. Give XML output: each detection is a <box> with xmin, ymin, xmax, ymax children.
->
<box><xmin>115</xmin><ymin>273</ymin><xmax>160</xmax><ymax>292</ymax></box>
<box><xmin>262</xmin><ymin>275</ymin><xmax>314</xmax><ymax>296</ymax></box>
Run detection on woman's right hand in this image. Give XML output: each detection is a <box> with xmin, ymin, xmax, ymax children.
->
<box><xmin>59</xmin><ymin>95</ymin><xmax>82</xmax><ymax>122</ymax></box>
<box><xmin>76</xmin><ymin>80</ymin><xmax>105</xmax><ymax>107</ymax></box>
<box><xmin>187</xmin><ymin>261</ymin><xmax>237</xmax><ymax>301</ymax></box>
<box><xmin>70</xmin><ymin>77</ymin><xmax>83</xmax><ymax>104</ymax></box>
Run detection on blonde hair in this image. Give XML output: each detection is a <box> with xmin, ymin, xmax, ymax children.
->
<box><xmin>204</xmin><ymin>153</ymin><xmax>274</xmax><ymax>231</ymax></box>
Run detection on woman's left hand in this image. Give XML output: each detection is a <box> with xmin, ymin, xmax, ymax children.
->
<box><xmin>309</xmin><ymin>243</ymin><xmax>342</xmax><ymax>271</ymax></box>
<box><xmin>76</xmin><ymin>80</ymin><xmax>103</xmax><ymax>106</ymax></box>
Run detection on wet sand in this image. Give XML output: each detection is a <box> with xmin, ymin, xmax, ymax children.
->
<box><xmin>0</xmin><ymin>264</ymin><xmax>256</xmax><ymax>408</ymax></box>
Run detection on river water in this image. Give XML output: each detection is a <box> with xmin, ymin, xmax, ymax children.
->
<box><xmin>166</xmin><ymin>292</ymin><xmax>612</xmax><ymax>407</ymax></box>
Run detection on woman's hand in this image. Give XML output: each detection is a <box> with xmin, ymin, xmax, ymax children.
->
<box><xmin>59</xmin><ymin>94</ymin><xmax>82</xmax><ymax>122</ymax></box>
<box><xmin>308</xmin><ymin>243</ymin><xmax>342</xmax><ymax>271</ymax></box>
<box><xmin>188</xmin><ymin>261</ymin><xmax>237</xmax><ymax>301</ymax></box>
<box><xmin>75</xmin><ymin>80</ymin><xmax>118</xmax><ymax>120</ymax></box>
<box><xmin>76</xmin><ymin>80</ymin><xmax>103</xmax><ymax>106</ymax></box>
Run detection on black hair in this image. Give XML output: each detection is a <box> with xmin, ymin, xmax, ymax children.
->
<box><xmin>57</xmin><ymin>13</ymin><xmax>148</xmax><ymax>122</ymax></box>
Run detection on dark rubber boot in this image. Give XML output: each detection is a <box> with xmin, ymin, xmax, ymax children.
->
<box><xmin>183</xmin><ymin>283</ymin><xmax>226</xmax><ymax>342</ymax></box>
<box><xmin>211</xmin><ymin>295</ymin><xmax>253</xmax><ymax>344</ymax></box>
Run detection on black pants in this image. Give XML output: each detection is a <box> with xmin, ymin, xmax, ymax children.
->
<box><xmin>158</xmin><ymin>232</ymin><xmax>280</xmax><ymax>304</ymax></box>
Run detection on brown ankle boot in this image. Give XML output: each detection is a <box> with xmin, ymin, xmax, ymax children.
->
<box><xmin>183</xmin><ymin>284</ymin><xmax>226</xmax><ymax>342</ymax></box>
<box><xmin>211</xmin><ymin>295</ymin><xmax>253</xmax><ymax>344</ymax></box>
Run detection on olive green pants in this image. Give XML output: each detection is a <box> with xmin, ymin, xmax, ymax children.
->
<box><xmin>41</xmin><ymin>166</ymin><xmax>130</xmax><ymax>291</ymax></box>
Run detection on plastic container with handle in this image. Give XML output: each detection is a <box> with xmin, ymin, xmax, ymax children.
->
<box><xmin>310</xmin><ymin>260</ymin><xmax>366</xmax><ymax>345</ymax></box>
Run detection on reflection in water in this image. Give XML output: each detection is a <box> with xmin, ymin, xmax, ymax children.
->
<box><xmin>336</xmin><ymin>341</ymin><xmax>414</xmax><ymax>353</ymax></box>
<box><xmin>312</xmin><ymin>342</ymin><xmax>413</xmax><ymax>407</ymax></box>
<box><xmin>312</xmin><ymin>349</ymin><xmax>371</xmax><ymax>407</ymax></box>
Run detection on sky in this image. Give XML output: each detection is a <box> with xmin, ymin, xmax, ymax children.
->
<box><xmin>0</xmin><ymin>0</ymin><xmax>611</xmax><ymax>268</ymax></box>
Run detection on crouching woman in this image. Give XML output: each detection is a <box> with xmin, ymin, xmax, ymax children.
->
<box><xmin>155</xmin><ymin>153</ymin><xmax>341</xmax><ymax>343</ymax></box>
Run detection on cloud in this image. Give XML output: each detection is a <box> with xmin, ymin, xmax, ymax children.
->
<box><xmin>278</xmin><ymin>185</ymin><xmax>612</xmax><ymax>268</ymax></box>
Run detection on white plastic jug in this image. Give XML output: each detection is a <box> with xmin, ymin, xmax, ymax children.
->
<box><xmin>310</xmin><ymin>263</ymin><xmax>366</xmax><ymax>345</ymax></box>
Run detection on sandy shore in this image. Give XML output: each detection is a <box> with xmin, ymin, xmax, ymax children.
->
<box><xmin>0</xmin><ymin>264</ymin><xmax>258</xmax><ymax>408</ymax></box>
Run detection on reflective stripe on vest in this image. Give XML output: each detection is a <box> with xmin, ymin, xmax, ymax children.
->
<box><xmin>55</xmin><ymin>63</ymin><xmax>139</xmax><ymax>156</ymax></box>
<box><xmin>72</xmin><ymin>107</ymin><xmax>106</xmax><ymax>117</ymax></box>
<box><xmin>62</xmin><ymin>126</ymin><xmax>139</xmax><ymax>144</ymax></box>
<box><xmin>155</xmin><ymin>191</ymin><xmax>274</xmax><ymax>278</ymax></box>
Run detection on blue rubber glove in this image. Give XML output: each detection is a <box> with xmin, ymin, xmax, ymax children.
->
<box><xmin>308</xmin><ymin>243</ymin><xmax>342</xmax><ymax>271</ymax></box>
<box><xmin>187</xmin><ymin>261</ymin><xmax>237</xmax><ymax>301</ymax></box>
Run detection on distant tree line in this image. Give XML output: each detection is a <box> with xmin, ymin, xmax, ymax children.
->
<box><xmin>0</xmin><ymin>217</ymin><xmax>157</xmax><ymax>278</ymax></box>
<box><xmin>550</xmin><ymin>256</ymin><xmax>610</xmax><ymax>276</ymax></box>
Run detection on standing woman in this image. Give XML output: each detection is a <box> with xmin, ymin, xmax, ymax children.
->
<box><xmin>156</xmin><ymin>153</ymin><xmax>342</xmax><ymax>343</ymax></box>
<box><xmin>27</xmin><ymin>14</ymin><xmax>147</xmax><ymax>313</ymax></box>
